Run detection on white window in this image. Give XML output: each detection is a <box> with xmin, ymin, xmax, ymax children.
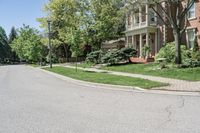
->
<box><xmin>187</xmin><ymin>29</ymin><xmax>196</xmax><ymax>48</ymax></box>
<box><xmin>149</xmin><ymin>10</ymin><xmax>155</xmax><ymax>24</ymax></box>
<box><xmin>134</xmin><ymin>10</ymin><xmax>140</xmax><ymax>24</ymax></box>
<box><xmin>188</xmin><ymin>3</ymin><xmax>195</xmax><ymax>19</ymax></box>
<box><xmin>135</xmin><ymin>14</ymin><xmax>139</xmax><ymax>23</ymax></box>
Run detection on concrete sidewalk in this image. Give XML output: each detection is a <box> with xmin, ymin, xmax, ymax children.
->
<box><xmin>60</xmin><ymin>64</ymin><xmax>200</xmax><ymax>92</ymax></box>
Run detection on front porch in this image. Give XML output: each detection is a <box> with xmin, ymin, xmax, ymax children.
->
<box><xmin>125</xmin><ymin>28</ymin><xmax>158</xmax><ymax>58</ymax></box>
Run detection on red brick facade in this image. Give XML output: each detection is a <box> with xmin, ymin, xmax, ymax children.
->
<box><xmin>186</xmin><ymin>0</ymin><xmax>200</xmax><ymax>47</ymax></box>
<box><xmin>125</xmin><ymin>1</ymin><xmax>200</xmax><ymax>58</ymax></box>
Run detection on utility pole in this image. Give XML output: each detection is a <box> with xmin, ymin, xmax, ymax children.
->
<box><xmin>47</xmin><ymin>20</ymin><xmax>52</xmax><ymax>68</ymax></box>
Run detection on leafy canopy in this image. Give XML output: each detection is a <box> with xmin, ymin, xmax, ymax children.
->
<box><xmin>11</xmin><ymin>25</ymin><xmax>43</xmax><ymax>62</ymax></box>
<box><xmin>38</xmin><ymin>0</ymin><xmax>125</xmax><ymax>51</ymax></box>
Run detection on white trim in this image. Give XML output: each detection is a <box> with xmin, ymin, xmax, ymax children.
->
<box><xmin>188</xmin><ymin>17</ymin><xmax>197</xmax><ymax>21</ymax></box>
<box><xmin>186</xmin><ymin>27</ymin><xmax>197</xmax><ymax>31</ymax></box>
<box><xmin>124</xmin><ymin>26</ymin><xmax>157</xmax><ymax>36</ymax></box>
<box><xmin>140</xmin><ymin>34</ymin><xmax>143</xmax><ymax>57</ymax></box>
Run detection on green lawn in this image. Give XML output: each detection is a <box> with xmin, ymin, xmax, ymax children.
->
<box><xmin>44</xmin><ymin>66</ymin><xmax>168</xmax><ymax>89</ymax></box>
<box><xmin>102</xmin><ymin>63</ymin><xmax>200</xmax><ymax>81</ymax></box>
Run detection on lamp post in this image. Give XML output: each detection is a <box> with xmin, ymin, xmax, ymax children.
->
<box><xmin>47</xmin><ymin>20</ymin><xmax>52</xmax><ymax>68</ymax></box>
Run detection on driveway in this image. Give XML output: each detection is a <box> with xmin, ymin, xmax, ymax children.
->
<box><xmin>0</xmin><ymin>65</ymin><xmax>200</xmax><ymax>133</ymax></box>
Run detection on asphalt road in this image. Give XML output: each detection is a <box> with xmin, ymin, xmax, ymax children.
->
<box><xmin>0</xmin><ymin>65</ymin><xmax>200</xmax><ymax>133</ymax></box>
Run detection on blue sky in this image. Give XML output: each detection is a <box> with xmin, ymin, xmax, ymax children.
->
<box><xmin>0</xmin><ymin>0</ymin><xmax>48</xmax><ymax>35</ymax></box>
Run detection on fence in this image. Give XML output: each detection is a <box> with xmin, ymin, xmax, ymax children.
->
<box><xmin>59</xmin><ymin>57</ymin><xmax>86</xmax><ymax>63</ymax></box>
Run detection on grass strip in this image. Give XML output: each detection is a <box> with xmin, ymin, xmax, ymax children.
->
<box><xmin>44</xmin><ymin>66</ymin><xmax>168</xmax><ymax>89</ymax></box>
<box><xmin>102</xmin><ymin>63</ymin><xmax>200</xmax><ymax>81</ymax></box>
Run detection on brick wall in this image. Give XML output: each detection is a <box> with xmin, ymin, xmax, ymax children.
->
<box><xmin>187</xmin><ymin>0</ymin><xmax>200</xmax><ymax>47</ymax></box>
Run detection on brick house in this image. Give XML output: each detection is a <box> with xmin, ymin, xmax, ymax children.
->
<box><xmin>125</xmin><ymin>1</ymin><xmax>200</xmax><ymax>58</ymax></box>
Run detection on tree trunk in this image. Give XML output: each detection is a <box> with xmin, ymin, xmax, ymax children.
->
<box><xmin>173</xmin><ymin>30</ymin><xmax>182</xmax><ymax>64</ymax></box>
<box><xmin>63</xmin><ymin>44</ymin><xmax>69</xmax><ymax>62</ymax></box>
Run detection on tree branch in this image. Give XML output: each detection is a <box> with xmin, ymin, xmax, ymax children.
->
<box><xmin>156</xmin><ymin>1</ymin><xmax>176</xmax><ymax>28</ymax></box>
<box><xmin>180</xmin><ymin>0</ymin><xmax>195</xmax><ymax>18</ymax></box>
<box><xmin>150</xmin><ymin>5</ymin><xmax>170</xmax><ymax>27</ymax></box>
<box><xmin>180</xmin><ymin>15</ymin><xmax>188</xmax><ymax>36</ymax></box>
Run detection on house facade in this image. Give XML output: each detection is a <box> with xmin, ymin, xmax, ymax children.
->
<box><xmin>186</xmin><ymin>0</ymin><xmax>200</xmax><ymax>49</ymax></box>
<box><xmin>125</xmin><ymin>1</ymin><xmax>200</xmax><ymax>58</ymax></box>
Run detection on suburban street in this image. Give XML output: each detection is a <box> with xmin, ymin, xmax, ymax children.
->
<box><xmin>0</xmin><ymin>65</ymin><xmax>200</xmax><ymax>133</ymax></box>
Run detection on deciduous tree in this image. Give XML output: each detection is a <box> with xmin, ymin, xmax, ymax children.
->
<box><xmin>11</xmin><ymin>25</ymin><xmax>43</xmax><ymax>62</ymax></box>
<box><xmin>38</xmin><ymin>0</ymin><xmax>125</xmax><ymax>53</ymax></box>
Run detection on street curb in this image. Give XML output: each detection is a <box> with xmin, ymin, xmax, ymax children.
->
<box><xmin>31</xmin><ymin>66</ymin><xmax>200</xmax><ymax>97</ymax></box>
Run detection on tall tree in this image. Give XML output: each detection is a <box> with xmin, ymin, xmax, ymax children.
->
<box><xmin>90</xmin><ymin>0</ymin><xmax>125</xmax><ymax>49</ymax></box>
<box><xmin>37</xmin><ymin>0</ymin><xmax>80</xmax><ymax>58</ymax></box>
<box><xmin>0</xmin><ymin>26</ymin><xmax>10</xmax><ymax>62</ymax></box>
<box><xmin>11</xmin><ymin>25</ymin><xmax>43</xmax><ymax>62</ymax></box>
<box><xmin>8</xmin><ymin>27</ymin><xmax>18</xmax><ymax>62</ymax></box>
<box><xmin>38</xmin><ymin>0</ymin><xmax>125</xmax><ymax>52</ymax></box>
<box><xmin>126</xmin><ymin>0</ymin><xmax>195</xmax><ymax>64</ymax></box>
<box><xmin>8</xmin><ymin>27</ymin><xmax>17</xmax><ymax>44</ymax></box>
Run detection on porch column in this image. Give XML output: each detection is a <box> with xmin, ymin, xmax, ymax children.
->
<box><xmin>146</xmin><ymin>32</ymin><xmax>149</xmax><ymax>46</ymax></box>
<box><xmin>139</xmin><ymin>6</ymin><xmax>142</xmax><ymax>27</ymax></box>
<box><xmin>132</xmin><ymin>35</ymin><xmax>135</xmax><ymax>48</ymax></box>
<box><xmin>126</xmin><ymin>36</ymin><xmax>128</xmax><ymax>47</ymax></box>
<box><xmin>140</xmin><ymin>34</ymin><xmax>143</xmax><ymax>57</ymax></box>
<box><xmin>146</xmin><ymin>4</ymin><xmax>149</xmax><ymax>26</ymax></box>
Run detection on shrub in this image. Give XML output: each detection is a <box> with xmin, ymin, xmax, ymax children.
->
<box><xmin>120</xmin><ymin>47</ymin><xmax>137</xmax><ymax>60</ymax></box>
<box><xmin>155</xmin><ymin>42</ymin><xmax>200</xmax><ymax>68</ymax></box>
<box><xmin>86</xmin><ymin>47</ymin><xmax>137</xmax><ymax>65</ymax></box>
<box><xmin>155</xmin><ymin>42</ymin><xmax>188</xmax><ymax>63</ymax></box>
<box><xmin>142</xmin><ymin>44</ymin><xmax>151</xmax><ymax>58</ymax></box>
<box><xmin>182</xmin><ymin>59</ymin><xmax>200</xmax><ymax>68</ymax></box>
<box><xmin>155</xmin><ymin>42</ymin><xmax>175</xmax><ymax>62</ymax></box>
<box><xmin>101</xmin><ymin>47</ymin><xmax>137</xmax><ymax>65</ymax></box>
<box><xmin>46</xmin><ymin>52</ymin><xmax>59</xmax><ymax>63</ymax></box>
<box><xmin>86</xmin><ymin>50</ymin><xmax>104</xmax><ymax>64</ymax></box>
<box><xmin>182</xmin><ymin>51</ymin><xmax>200</xmax><ymax>68</ymax></box>
<box><xmin>191</xmin><ymin>50</ymin><xmax>200</xmax><ymax>61</ymax></box>
<box><xmin>101</xmin><ymin>49</ymin><xmax>122</xmax><ymax>65</ymax></box>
